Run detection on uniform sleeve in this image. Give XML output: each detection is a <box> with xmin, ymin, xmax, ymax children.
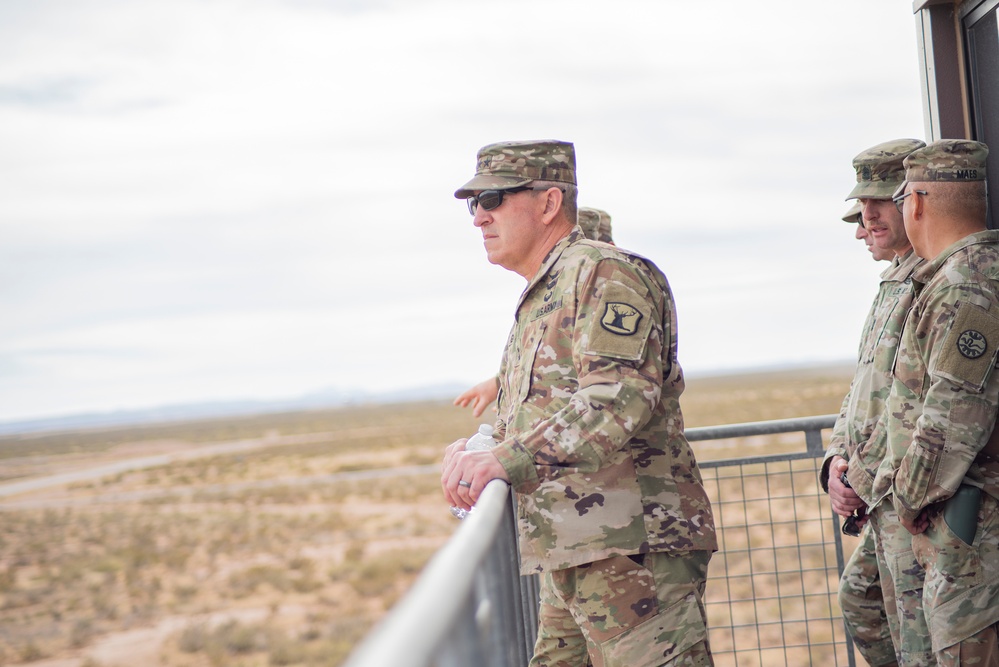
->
<box><xmin>822</xmin><ymin>287</ymin><xmax>884</xmax><ymax>492</ymax></box>
<box><xmin>820</xmin><ymin>391</ymin><xmax>853</xmax><ymax>493</ymax></box>
<box><xmin>893</xmin><ymin>287</ymin><xmax>999</xmax><ymax>522</ymax></box>
<box><xmin>493</xmin><ymin>258</ymin><xmax>664</xmax><ymax>492</ymax></box>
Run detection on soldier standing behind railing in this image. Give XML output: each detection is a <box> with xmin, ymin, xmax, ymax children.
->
<box><xmin>453</xmin><ymin>207</ymin><xmax>617</xmax><ymax>419</ymax></box>
<box><xmin>441</xmin><ymin>140</ymin><xmax>717</xmax><ymax>667</ymax></box>
<box><xmin>850</xmin><ymin>139</ymin><xmax>999</xmax><ymax>665</ymax></box>
<box><xmin>821</xmin><ymin>138</ymin><xmax>929</xmax><ymax>666</ymax></box>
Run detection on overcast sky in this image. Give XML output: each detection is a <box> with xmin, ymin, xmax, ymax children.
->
<box><xmin>0</xmin><ymin>0</ymin><xmax>927</xmax><ymax>423</ymax></box>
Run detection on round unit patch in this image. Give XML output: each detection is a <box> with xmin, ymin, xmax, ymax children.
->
<box><xmin>957</xmin><ymin>329</ymin><xmax>987</xmax><ymax>359</ymax></box>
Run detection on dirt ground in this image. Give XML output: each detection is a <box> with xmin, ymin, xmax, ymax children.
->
<box><xmin>0</xmin><ymin>367</ymin><xmax>854</xmax><ymax>667</ymax></box>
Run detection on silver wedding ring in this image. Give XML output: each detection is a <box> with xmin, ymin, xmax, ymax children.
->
<box><xmin>458</xmin><ymin>480</ymin><xmax>471</xmax><ymax>488</ymax></box>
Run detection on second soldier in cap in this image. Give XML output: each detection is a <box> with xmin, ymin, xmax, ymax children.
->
<box><xmin>824</xmin><ymin>138</ymin><xmax>930</xmax><ymax>666</ymax></box>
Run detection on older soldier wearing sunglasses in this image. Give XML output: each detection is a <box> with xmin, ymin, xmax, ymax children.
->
<box><xmin>454</xmin><ymin>207</ymin><xmax>617</xmax><ymax>419</ymax></box>
<box><xmin>440</xmin><ymin>140</ymin><xmax>717</xmax><ymax>667</ymax></box>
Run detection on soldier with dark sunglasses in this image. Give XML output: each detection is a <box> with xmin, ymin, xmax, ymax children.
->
<box><xmin>441</xmin><ymin>140</ymin><xmax>716</xmax><ymax>667</ymax></box>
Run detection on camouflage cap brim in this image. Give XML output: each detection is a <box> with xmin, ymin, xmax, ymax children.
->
<box><xmin>454</xmin><ymin>139</ymin><xmax>576</xmax><ymax>200</ymax></box>
<box><xmin>842</xmin><ymin>202</ymin><xmax>862</xmax><ymax>223</ymax></box>
<box><xmin>847</xmin><ymin>138</ymin><xmax>926</xmax><ymax>202</ymax></box>
<box><xmin>846</xmin><ymin>179</ymin><xmax>898</xmax><ymax>201</ymax></box>
<box><xmin>453</xmin><ymin>174</ymin><xmax>534</xmax><ymax>199</ymax></box>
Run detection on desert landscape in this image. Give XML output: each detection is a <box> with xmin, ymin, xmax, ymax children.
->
<box><xmin>0</xmin><ymin>365</ymin><xmax>856</xmax><ymax>667</ymax></box>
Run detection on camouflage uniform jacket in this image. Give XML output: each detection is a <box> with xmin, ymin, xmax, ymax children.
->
<box><xmin>847</xmin><ymin>231</ymin><xmax>999</xmax><ymax>521</ymax></box>
<box><xmin>492</xmin><ymin>229</ymin><xmax>717</xmax><ymax>574</ymax></box>
<box><xmin>820</xmin><ymin>251</ymin><xmax>923</xmax><ymax>492</ymax></box>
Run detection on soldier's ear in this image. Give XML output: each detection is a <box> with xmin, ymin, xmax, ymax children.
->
<box><xmin>540</xmin><ymin>187</ymin><xmax>564</xmax><ymax>226</ymax></box>
<box><xmin>911</xmin><ymin>190</ymin><xmax>926</xmax><ymax>219</ymax></box>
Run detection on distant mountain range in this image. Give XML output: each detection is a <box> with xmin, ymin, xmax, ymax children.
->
<box><xmin>0</xmin><ymin>361</ymin><xmax>856</xmax><ymax>437</ymax></box>
<box><xmin>0</xmin><ymin>383</ymin><xmax>469</xmax><ymax>437</ymax></box>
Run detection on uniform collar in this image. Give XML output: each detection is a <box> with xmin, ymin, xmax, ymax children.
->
<box><xmin>880</xmin><ymin>248</ymin><xmax>922</xmax><ymax>281</ymax></box>
<box><xmin>913</xmin><ymin>229</ymin><xmax>999</xmax><ymax>285</ymax></box>
<box><xmin>517</xmin><ymin>227</ymin><xmax>582</xmax><ymax>311</ymax></box>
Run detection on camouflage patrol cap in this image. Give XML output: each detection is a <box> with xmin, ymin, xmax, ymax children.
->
<box><xmin>578</xmin><ymin>207</ymin><xmax>614</xmax><ymax>243</ymax></box>
<box><xmin>892</xmin><ymin>139</ymin><xmax>989</xmax><ymax>198</ymax></box>
<box><xmin>841</xmin><ymin>201</ymin><xmax>862</xmax><ymax>224</ymax></box>
<box><xmin>453</xmin><ymin>140</ymin><xmax>576</xmax><ymax>199</ymax></box>
<box><xmin>846</xmin><ymin>138</ymin><xmax>926</xmax><ymax>201</ymax></box>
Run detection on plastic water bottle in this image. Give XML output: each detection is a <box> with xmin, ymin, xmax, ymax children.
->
<box><xmin>449</xmin><ymin>424</ymin><xmax>496</xmax><ymax>520</ymax></box>
<box><xmin>465</xmin><ymin>423</ymin><xmax>496</xmax><ymax>451</ymax></box>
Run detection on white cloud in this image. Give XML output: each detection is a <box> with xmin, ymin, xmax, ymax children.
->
<box><xmin>0</xmin><ymin>0</ymin><xmax>926</xmax><ymax>421</ymax></box>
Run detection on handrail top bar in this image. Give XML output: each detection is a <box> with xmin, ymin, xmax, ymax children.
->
<box><xmin>684</xmin><ymin>414</ymin><xmax>837</xmax><ymax>442</ymax></box>
<box><xmin>343</xmin><ymin>479</ymin><xmax>511</xmax><ymax>667</ymax></box>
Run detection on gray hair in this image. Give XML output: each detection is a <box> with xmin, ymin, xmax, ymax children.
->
<box><xmin>532</xmin><ymin>180</ymin><xmax>578</xmax><ymax>225</ymax></box>
<box><xmin>927</xmin><ymin>180</ymin><xmax>987</xmax><ymax>222</ymax></box>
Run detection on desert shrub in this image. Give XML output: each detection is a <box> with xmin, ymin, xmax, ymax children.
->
<box><xmin>268</xmin><ymin>635</ymin><xmax>307</xmax><ymax>665</ymax></box>
<box><xmin>227</xmin><ymin>564</ymin><xmax>291</xmax><ymax>597</ymax></box>
<box><xmin>178</xmin><ymin>622</ymin><xmax>209</xmax><ymax>653</ymax></box>
<box><xmin>348</xmin><ymin>547</ymin><xmax>434</xmax><ymax>597</ymax></box>
<box><xmin>70</xmin><ymin>618</ymin><xmax>95</xmax><ymax>647</ymax></box>
<box><xmin>215</xmin><ymin>619</ymin><xmax>263</xmax><ymax>654</ymax></box>
<box><xmin>18</xmin><ymin>641</ymin><xmax>46</xmax><ymax>661</ymax></box>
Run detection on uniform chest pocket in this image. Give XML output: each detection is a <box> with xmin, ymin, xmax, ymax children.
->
<box><xmin>861</xmin><ymin>298</ymin><xmax>901</xmax><ymax>365</ymax></box>
<box><xmin>515</xmin><ymin>321</ymin><xmax>547</xmax><ymax>405</ymax></box>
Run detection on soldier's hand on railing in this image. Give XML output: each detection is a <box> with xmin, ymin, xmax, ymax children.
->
<box><xmin>441</xmin><ymin>439</ymin><xmax>509</xmax><ymax>512</ymax></box>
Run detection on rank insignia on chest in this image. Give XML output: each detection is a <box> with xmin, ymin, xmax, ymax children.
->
<box><xmin>600</xmin><ymin>302</ymin><xmax>643</xmax><ymax>336</ymax></box>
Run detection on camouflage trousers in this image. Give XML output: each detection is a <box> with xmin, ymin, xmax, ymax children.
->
<box><xmin>911</xmin><ymin>492</ymin><xmax>999</xmax><ymax>665</ymax></box>
<box><xmin>869</xmin><ymin>503</ymin><xmax>934</xmax><ymax>666</ymax></box>
<box><xmin>530</xmin><ymin>551</ymin><xmax>713</xmax><ymax>667</ymax></box>
<box><xmin>839</xmin><ymin>523</ymin><xmax>897</xmax><ymax>666</ymax></box>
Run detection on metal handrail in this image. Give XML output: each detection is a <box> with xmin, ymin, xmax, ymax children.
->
<box><xmin>343</xmin><ymin>478</ymin><xmax>517</xmax><ymax>667</ymax></box>
<box><xmin>343</xmin><ymin>414</ymin><xmax>844</xmax><ymax>667</ymax></box>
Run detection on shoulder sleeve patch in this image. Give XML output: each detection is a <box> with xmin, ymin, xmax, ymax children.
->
<box><xmin>934</xmin><ymin>303</ymin><xmax>999</xmax><ymax>392</ymax></box>
<box><xmin>586</xmin><ymin>281</ymin><xmax>654</xmax><ymax>361</ymax></box>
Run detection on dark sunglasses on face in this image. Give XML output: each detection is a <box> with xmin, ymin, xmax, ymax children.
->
<box><xmin>466</xmin><ymin>187</ymin><xmax>532</xmax><ymax>215</ymax></box>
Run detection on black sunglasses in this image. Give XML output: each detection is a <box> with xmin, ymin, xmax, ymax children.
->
<box><xmin>466</xmin><ymin>187</ymin><xmax>532</xmax><ymax>215</ymax></box>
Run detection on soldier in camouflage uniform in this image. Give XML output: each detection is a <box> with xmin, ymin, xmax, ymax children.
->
<box><xmin>454</xmin><ymin>207</ymin><xmax>616</xmax><ymax>419</ymax></box>
<box><xmin>844</xmin><ymin>201</ymin><xmax>898</xmax><ymax>263</ymax></box>
<box><xmin>821</xmin><ymin>139</ymin><xmax>927</xmax><ymax>666</ymax></box>
<box><xmin>852</xmin><ymin>139</ymin><xmax>998</xmax><ymax>665</ymax></box>
<box><xmin>578</xmin><ymin>207</ymin><xmax>615</xmax><ymax>245</ymax></box>
<box><xmin>441</xmin><ymin>140</ymin><xmax>717</xmax><ymax>667</ymax></box>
